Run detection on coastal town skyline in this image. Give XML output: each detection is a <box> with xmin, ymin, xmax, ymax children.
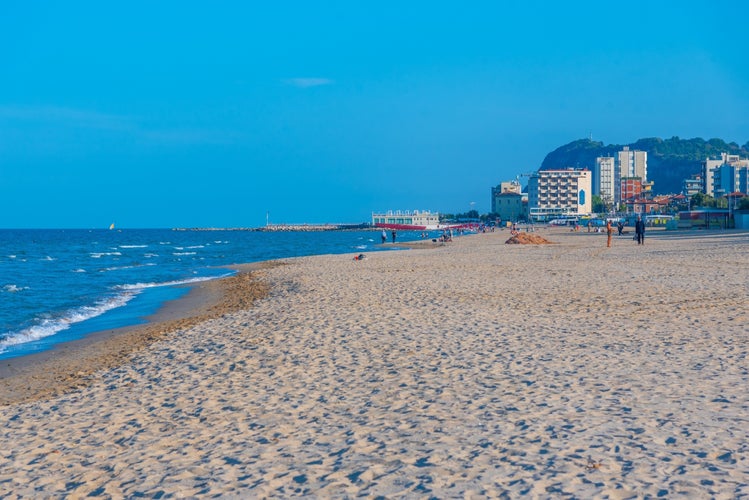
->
<box><xmin>1</xmin><ymin>1</ymin><xmax>748</xmax><ymax>228</ymax></box>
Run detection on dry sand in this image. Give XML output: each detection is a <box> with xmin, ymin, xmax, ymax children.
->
<box><xmin>0</xmin><ymin>228</ymin><xmax>747</xmax><ymax>498</ymax></box>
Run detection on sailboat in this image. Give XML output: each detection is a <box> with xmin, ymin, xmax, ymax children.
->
<box><xmin>109</xmin><ymin>223</ymin><xmax>115</xmax><ymax>230</ymax></box>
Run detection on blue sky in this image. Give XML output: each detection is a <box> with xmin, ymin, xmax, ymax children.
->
<box><xmin>1</xmin><ymin>1</ymin><xmax>747</xmax><ymax>228</ymax></box>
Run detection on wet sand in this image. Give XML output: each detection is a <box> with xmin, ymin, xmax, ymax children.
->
<box><xmin>1</xmin><ymin>228</ymin><xmax>747</xmax><ymax>497</ymax></box>
<box><xmin>0</xmin><ymin>262</ymin><xmax>275</xmax><ymax>405</ymax></box>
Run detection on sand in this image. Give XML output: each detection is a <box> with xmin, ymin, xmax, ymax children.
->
<box><xmin>0</xmin><ymin>228</ymin><xmax>747</xmax><ymax>498</ymax></box>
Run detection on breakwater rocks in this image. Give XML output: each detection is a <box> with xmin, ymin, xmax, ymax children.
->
<box><xmin>173</xmin><ymin>223</ymin><xmax>372</xmax><ymax>232</ymax></box>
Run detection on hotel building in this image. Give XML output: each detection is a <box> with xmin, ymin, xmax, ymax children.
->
<box><xmin>594</xmin><ymin>156</ymin><xmax>616</xmax><ymax>208</ymax></box>
<box><xmin>527</xmin><ymin>169</ymin><xmax>592</xmax><ymax>221</ymax></box>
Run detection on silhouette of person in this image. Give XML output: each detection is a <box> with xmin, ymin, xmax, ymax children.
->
<box><xmin>635</xmin><ymin>216</ymin><xmax>645</xmax><ymax>245</ymax></box>
<box><xmin>606</xmin><ymin>220</ymin><xmax>613</xmax><ymax>248</ymax></box>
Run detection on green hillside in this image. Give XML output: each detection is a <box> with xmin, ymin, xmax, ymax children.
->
<box><xmin>540</xmin><ymin>137</ymin><xmax>749</xmax><ymax>194</ymax></box>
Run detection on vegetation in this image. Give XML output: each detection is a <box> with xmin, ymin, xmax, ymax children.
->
<box><xmin>440</xmin><ymin>209</ymin><xmax>480</xmax><ymax>222</ymax></box>
<box><xmin>541</xmin><ymin>136</ymin><xmax>749</xmax><ymax>195</ymax></box>
<box><xmin>591</xmin><ymin>194</ymin><xmax>605</xmax><ymax>213</ymax></box>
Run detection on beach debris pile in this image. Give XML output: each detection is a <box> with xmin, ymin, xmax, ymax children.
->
<box><xmin>505</xmin><ymin>232</ymin><xmax>553</xmax><ymax>245</ymax></box>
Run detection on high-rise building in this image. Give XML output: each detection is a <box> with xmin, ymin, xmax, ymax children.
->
<box><xmin>595</xmin><ymin>157</ymin><xmax>616</xmax><ymax>207</ymax></box>
<box><xmin>618</xmin><ymin>146</ymin><xmax>648</xmax><ymax>182</ymax></box>
<box><xmin>703</xmin><ymin>153</ymin><xmax>749</xmax><ymax>196</ymax></box>
<box><xmin>527</xmin><ymin>169</ymin><xmax>592</xmax><ymax>220</ymax></box>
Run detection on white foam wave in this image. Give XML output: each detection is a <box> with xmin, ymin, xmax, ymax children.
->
<box><xmin>72</xmin><ymin>268</ymin><xmax>87</xmax><ymax>273</ymax></box>
<box><xmin>119</xmin><ymin>245</ymin><xmax>148</xmax><ymax>249</ymax></box>
<box><xmin>41</xmin><ymin>256</ymin><xmax>56</xmax><ymax>261</ymax></box>
<box><xmin>185</xmin><ymin>245</ymin><xmax>204</xmax><ymax>249</ymax></box>
<box><xmin>100</xmin><ymin>263</ymin><xmax>158</xmax><ymax>272</ymax></box>
<box><xmin>173</xmin><ymin>252</ymin><xmax>196</xmax><ymax>256</ymax></box>
<box><xmin>0</xmin><ymin>292</ymin><xmax>138</xmax><ymax>353</ymax></box>
<box><xmin>144</xmin><ymin>253</ymin><xmax>159</xmax><ymax>258</ymax></box>
<box><xmin>90</xmin><ymin>252</ymin><xmax>122</xmax><ymax>258</ymax></box>
<box><xmin>117</xmin><ymin>275</ymin><xmax>226</xmax><ymax>291</ymax></box>
<box><xmin>3</xmin><ymin>284</ymin><xmax>28</xmax><ymax>293</ymax></box>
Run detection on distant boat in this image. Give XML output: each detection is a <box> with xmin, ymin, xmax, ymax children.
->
<box><xmin>109</xmin><ymin>223</ymin><xmax>115</xmax><ymax>230</ymax></box>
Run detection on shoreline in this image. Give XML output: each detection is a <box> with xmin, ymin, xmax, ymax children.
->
<box><xmin>0</xmin><ymin>262</ymin><xmax>276</xmax><ymax>406</ymax></box>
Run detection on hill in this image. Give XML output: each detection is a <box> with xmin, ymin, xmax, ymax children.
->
<box><xmin>540</xmin><ymin>137</ymin><xmax>749</xmax><ymax>194</ymax></box>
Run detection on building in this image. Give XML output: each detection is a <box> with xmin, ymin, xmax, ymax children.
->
<box><xmin>624</xmin><ymin>196</ymin><xmax>669</xmax><ymax>215</ymax></box>
<box><xmin>497</xmin><ymin>180</ymin><xmax>522</xmax><ymax>195</ymax></box>
<box><xmin>702</xmin><ymin>153</ymin><xmax>749</xmax><ymax>196</ymax></box>
<box><xmin>371</xmin><ymin>210</ymin><xmax>440</xmax><ymax>229</ymax></box>
<box><xmin>594</xmin><ymin>156</ymin><xmax>616</xmax><ymax>207</ymax></box>
<box><xmin>702</xmin><ymin>158</ymin><xmax>722</xmax><ymax>196</ymax></box>
<box><xmin>492</xmin><ymin>191</ymin><xmax>525</xmax><ymax>222</ymax></box>
<box><xmin>620</xmin><ymin>177</ymin><xmax>643</xmax><ymax>205</ymax></box>
<box><xmin>682</xmin><ymin>176</ymin><xmax>702</xmax><ymax>197</ymax></box>
<box><xmin>527</xmin><ymin>169</ymin><xmax>592</xmax><ymax>221</ymax></box>
<box><xmin>618</xmin><ymin>147</ymin><xmax>648</xmax><ymax>182</ymax></box>
<box><xmin>491</xmin><ymin>180</ymin><xmax>523</xmax><ymax>216</ymax></box>
<box><xmin>712</xmin><ymin>162</ymin><xmax>749</xmax><ymax>198</ymax></box>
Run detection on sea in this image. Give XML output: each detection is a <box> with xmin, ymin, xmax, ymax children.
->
<box><xmin>0</xmin><ymin>228</ymin><xmax>427</xmax><ymax>361</ymax></box>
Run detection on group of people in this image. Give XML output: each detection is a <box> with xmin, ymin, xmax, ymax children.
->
<box><xmin>606</xmin><ymin>216</ymin><xmax>645</xmax><ymax>247</ymax></box>
<box><xmin>381</xmin><ymin>230</ymin><xmax>397</xmax><ymax>244</ymax></box>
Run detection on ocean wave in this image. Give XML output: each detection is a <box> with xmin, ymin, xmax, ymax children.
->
<box><xmin>119</xmin><ymin>245</ymin><xmax>148</xmax><ymax>249</ymax></box>
<box><xmin>100</xmin><ymin>263</ymin><xmax>158</xmax><ymax>272</ymax></box>
<box><xmin>0</xmin><ymin>292</ymin><xmax>137</xmax><ymax>353</ymax></box>
<box><xmin>90</xmin><ymin>252</ymin><xmax>122</xmax><ymax>258</ymax></box>
<box><xmin>72</xmin><ymin>269</ymin><xmax>87</xmax><ymax>273</ymax></box>
<box><xmin>3</xmin><ymin>284</ymin><xmax>29</xmax><ymax>293</ymax></box>
<box><xmin>117</xmin><ymin>274</ymin><xmax>229</xmax><ymax>291</ymax></box>
<box><xmin>173</xmin><ymin>252</ymin><xmax>197</xmax><ymax>256</ymax></box>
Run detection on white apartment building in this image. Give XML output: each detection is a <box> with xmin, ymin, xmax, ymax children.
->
<box><xmin>702</xmin><ymin>153</ymin><xmax>749</xmax><ymax>196</ymax></box>
<box><xmin>595</xmin><ymin>156</ymin><xmax>616</xmax><ymax>207</ymax></box>
<box><xmin>618</xmin><ymin>146</ymin><xmax>648</xmax><ymax>181</ymax></box>
<box><xmin>528</xmin><ymin>169</ymin><xmax>592</xmax><ymax>220</ymax></box>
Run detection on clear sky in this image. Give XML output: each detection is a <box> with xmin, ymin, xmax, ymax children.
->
<box><xmin>1</xmin><ymin>1</ymin><xmax>747</xmax><ymax>228</ymax></box>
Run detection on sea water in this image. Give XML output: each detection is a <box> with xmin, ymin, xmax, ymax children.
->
<box><xmin>0</xmin><ymin>228</ymin><xmax>427</xmax><ymax>360</ymax></box>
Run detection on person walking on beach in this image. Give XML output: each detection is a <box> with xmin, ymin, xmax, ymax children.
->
<box><xmin>381</xmin><ymin>229</ymin><xmax>387</xmax><ymax>244</ymax></box>
<box><xmin>635</xmin><ymin>216</ymin><xmax>645</xmax><ymax>245</ymax></box>
<box><xmin>606</xmin><ymin>220</ymin><xmax>613</xmax><ymax>247</ymax></box>
<box><xmin>617</xmin><ymin>221</ymin><xmax>624</xmax><ymax>236</ymax></box>
<box><xmin>391</xmin><ymin>230</ymin><xmax>397</xmax><ymax>243</ymax></box>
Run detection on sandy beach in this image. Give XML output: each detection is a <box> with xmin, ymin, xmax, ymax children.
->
<box><xmin>1</xmin><ymin>228</ymin><xmax>747</xmax><ymax>498</ymax></box>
